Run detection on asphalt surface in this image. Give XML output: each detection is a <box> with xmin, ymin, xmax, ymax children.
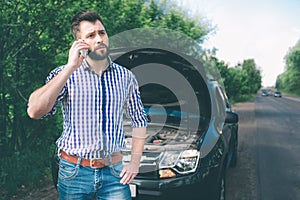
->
<box><xmin>254</xmin><ymin>95</ymin><xmax>300</xmax><ymax>200</ymax></box>
<box><xmin>12</xmin><ymin>95</ymin><xmax>300</xmax><ymax>200</ymax></box>
<box><xmin>227</xmin><ymin>95</ymin><xmax>300</xmax><ymax>200</ymax></box>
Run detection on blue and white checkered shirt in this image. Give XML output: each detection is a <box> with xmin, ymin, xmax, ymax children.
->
<box><xmin>46</xmin><ymin>58</ymin><xmax>147</xmax><ymax>159</ymax></box>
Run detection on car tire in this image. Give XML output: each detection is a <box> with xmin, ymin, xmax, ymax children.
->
<box><xmin>229</xmin><ymin>131</ymin><xmax>238</xmax><ymax>168</ymax></box>
<box><xmin>206</xmin><ymin>165</ymin><xmax>226</xmax><ymax>200</ymax></box>
<box><xmin>216</xmin><ymin>167</ymin><xmax>226</xmax><ymax>200</ymax></box>
<box><xmin>51</xmin><ymin>151</ymin><xmax>59</xmax><ymax>190</ymax></box>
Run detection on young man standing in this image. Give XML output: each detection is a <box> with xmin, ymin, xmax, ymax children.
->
<box><xmin>27</xmin><ymin>10</ymin><xmax>147</xmax><ymax>199</ymax></box>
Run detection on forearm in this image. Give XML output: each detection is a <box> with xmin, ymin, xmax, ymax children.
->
<box><xmin>130</xmin><ymin>127</ymin><xmax>146</xmax><ymax>164</ymax></box>
<box><xmin>120</xmin><ymin>127</ymin><xmax>146</xmax><ymax>184</ymax></box>
<box><xmin>27</xmin><ymin>65</ymin><xmax>75</xmax><ymax>119</ymax></box>
<box><xmin>27</xmin><ymin>40</ymin><xmax>89</xmax><ymax>119</ymax></box>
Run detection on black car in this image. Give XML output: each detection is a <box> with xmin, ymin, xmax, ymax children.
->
<box><xmin>110</xmin><ymin>48</ymin><xmax>239</xmax><ymax>200</ymax></box>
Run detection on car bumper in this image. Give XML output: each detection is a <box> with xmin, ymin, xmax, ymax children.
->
<box><xmin>131</xmin><ymin>166</ymin><xmax>218</xmax><ymax>199</ymax></box>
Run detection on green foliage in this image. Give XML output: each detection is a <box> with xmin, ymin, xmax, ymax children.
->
<box><xmin>204</xmin><ymin>55</ymin><xmax>262</xmax><ymax>103</ymax></box>
<box><xmin>1</xmin><ymin>146</ymin><xmax>53</xmax><ymax>194</ymax></box>
<box><xmin>240</xmin><ymin>59</ymin><xmax>262</xmax><ymax>94</ymax></box>
<box><xmin>276</xmin><ymin>40</ymin><xmax>300</xmax><ymax>95</ymax></box>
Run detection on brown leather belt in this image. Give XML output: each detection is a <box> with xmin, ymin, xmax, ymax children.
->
<box><xmin>61</xmin><ymin>150</ymin><xmax>123</xmax><ymax>168</ymax></box>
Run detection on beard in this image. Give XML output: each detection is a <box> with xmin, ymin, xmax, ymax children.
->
<box><xmin>88</xmin><ymin>44</ymin><xmax>110</xmax><ymax>60</ymax></box>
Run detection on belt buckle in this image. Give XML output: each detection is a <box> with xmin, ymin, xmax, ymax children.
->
<box><xmin>90</xmin><ymin>158</ymin><xmax>103</xmax><ymax>168</ymax></box>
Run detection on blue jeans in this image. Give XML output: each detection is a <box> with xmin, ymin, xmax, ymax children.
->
<box><xmin>57</xmin><ymin>158</ymin><xmax>131</xmax><ymax>200</ymax></box>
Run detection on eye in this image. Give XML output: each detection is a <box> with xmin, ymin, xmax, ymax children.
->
<box><xmin>99</xmin><ymin>30</ymin><xmax>106</xmax><ymax>35</ymax></box>
<box><xmin>88</xmin><ymin>33</ymin><xmax>94</xmax><ymax>38</ymax></box>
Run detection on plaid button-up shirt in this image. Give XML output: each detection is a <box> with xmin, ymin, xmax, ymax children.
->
<box><xmin>46</xmin><ymin>58</ymin><xmax>147</xmax><ymax>159</ymax></box>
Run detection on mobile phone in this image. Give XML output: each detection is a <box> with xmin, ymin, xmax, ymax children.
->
<box><xmin>80</xmin><ymin>49</ymin><xmax>89</xmax><ymax>58</ymax></box>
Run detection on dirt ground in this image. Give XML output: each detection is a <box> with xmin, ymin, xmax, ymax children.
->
<box><xmin>226</xmin><ymin>101</ymin><xmax>258</xmax><ymax>200</ymax></box>
<box><xmin>10</xmin><ymin>101</ymin><xmax>257</xmax><ymax>200</ymax></box>
<box><xmin>8</xmin><ymin>183</ymin><xmax>58</xmax><ymax>200</ymax></box>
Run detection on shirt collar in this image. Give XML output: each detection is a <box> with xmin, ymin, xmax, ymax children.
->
<box><xmin>82</xmin><ymin>56</ymin><xmax>116</xmax><ymax>72</ymax></box>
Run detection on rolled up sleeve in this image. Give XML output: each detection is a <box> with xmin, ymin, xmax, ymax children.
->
<box><xmin>126</xmin><ymin>76</ymin><xmax>148</xmax><ymax>128</ymax></box>
<box><xmin>43</xmin><ymin>66</ymin><xmax>67</xmax><ymax>117</ymax></box>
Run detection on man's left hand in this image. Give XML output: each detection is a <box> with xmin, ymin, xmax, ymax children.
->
<box><xmin>120</xmin><ymin>162</ymin><xmax>140</xmax><ymax>184</ymax></box>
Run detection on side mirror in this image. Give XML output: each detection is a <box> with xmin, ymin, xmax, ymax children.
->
<box><xmin>225</xmin><ymin>111</ymin><xmax>239</xmax><ymax>123</ymax></box>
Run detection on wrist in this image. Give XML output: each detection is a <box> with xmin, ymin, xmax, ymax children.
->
<box><xmin>65</xmin><ymin>63</ymin><xmax>79</xmax><ymax>72</ymax></box>
<box><xmin>130</xmin><ymin>153</ymin><xmax>142</xmax><ymax>165</ymax></box>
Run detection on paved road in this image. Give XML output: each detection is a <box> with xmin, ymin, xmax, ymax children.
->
<box><xmin>255</xmin><ymin>95</ymin><xmax>300</xmax><ymax>200</ymax></box>
<box><xmin>227</xmin><ymin>95</ymin><xmax>300</xmax><ymax>200</ymax></box>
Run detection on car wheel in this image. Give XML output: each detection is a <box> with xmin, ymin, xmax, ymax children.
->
<box><xmin>51</xmin><ymin>151</ymin><xmax>59</xmax><ymax>190</ymax></box>
<box><xmin>217</xmin><ymin>167</ymin><xmax>226</xmax><ymax>200</ymax></box>
<box><xmin>229</xmin><ymin>131</ymin><xmax>238</xmax><ymax>168</ymax></box>
<box><xmin>207</xmin><ymin>165</ymin><xmax>226</xmax><ymax>200</ymax></box>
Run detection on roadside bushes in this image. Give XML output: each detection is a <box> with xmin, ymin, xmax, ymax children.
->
<box><xmin>276</xmin><ymin>40</ymin><xmax>300</xmax><ymax>96</ymax></box>
<box><xmin>205</xmin><ymin>55</ymin><xmax>262</xmax><ymax>103</ymax></box>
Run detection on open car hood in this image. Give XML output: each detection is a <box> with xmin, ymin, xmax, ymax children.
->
<box><xmin>110</xmin><ymin>48</ymin><xmax>212</xmax><ymax>148</ymax></box>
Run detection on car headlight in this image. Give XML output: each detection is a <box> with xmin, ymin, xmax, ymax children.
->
<box><xmin>159</xmin><ymin>149</ymin><xmax>200</xmax><ymax>178</ymax></box>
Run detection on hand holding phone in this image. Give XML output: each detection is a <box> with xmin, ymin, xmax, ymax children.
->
<box><xmin>67</xmin><ymin>40</ymin><xmax>89</xmax><ymax>69</ymax></box>
<box><xmin>80</xmin><ymin>49</ymin><xmax>89</xmax><ymax>58</ymax></box>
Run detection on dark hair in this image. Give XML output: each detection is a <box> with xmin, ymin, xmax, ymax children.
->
<box><xmin>71</xmin><ymin>10</ymin><xmax>105</xmax><ymax>39</ymax></box>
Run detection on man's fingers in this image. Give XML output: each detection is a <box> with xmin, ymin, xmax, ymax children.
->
<box><xmin>128</xmin><ymin>175</ymin><xmax>135</xmax><ymax>184</ymax></box>
<box><xmin>120</xmin><ymin>169</ymin><xmax>126</xmax><ymax>178</ymax></box>
<box><xmin>120</xmin><ymin>170</ymin><xmax>137</xmax><ymax>184</ymax></box>
<box><xmin>120</xmin><ymin>171</ymin><xmax>129</xmax><ymax>184</ymax></box>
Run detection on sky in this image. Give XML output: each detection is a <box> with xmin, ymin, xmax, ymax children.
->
<box><xmin>174</xmin><ymin>0</ymin><xmax>300</xmax><ymax>86</ymax></box>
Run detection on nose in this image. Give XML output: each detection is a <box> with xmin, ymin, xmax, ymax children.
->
<box><xmin>95</xmin><ymin>33</ymin><xmax>103</xmax><ymax>43</ymax></box>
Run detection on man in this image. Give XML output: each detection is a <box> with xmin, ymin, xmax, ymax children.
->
<box><xmin>27</xmin><ymin>10</ymin><xmax>147</xmax><ymax>199</ymax></box>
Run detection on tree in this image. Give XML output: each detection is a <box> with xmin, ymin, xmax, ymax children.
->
<box><xmin>241</xmin><ymin>59</ymin><xmax>262</xmax><ymax>94</ymax></box>
<box><xmin>203</xmin><ymin>54</ymin><xmax>262</xmax><ymax>103</ymax></box>
<box><xmin>0</xmin><ymin>0</ymin><xmax>71</xmax><ymax>195</ymax></box>
<box><xmin>276</xmin><ymin>40</ymin><xmax>300</xmax><ymax>95</ymax></box>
